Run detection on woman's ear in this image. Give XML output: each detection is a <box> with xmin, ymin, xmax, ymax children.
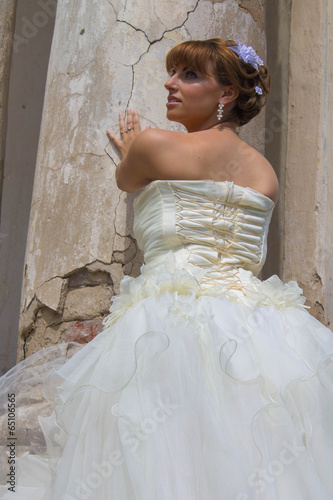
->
<box><xmin>221</xmin><ymin>85</ymin><xmax>239</xmax><ymax>105</ymax></box>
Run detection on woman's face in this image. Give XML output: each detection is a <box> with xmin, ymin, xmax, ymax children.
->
<box><xmin>164</xmin><ymin>64</ymin><xmax>224</xmax><ymax>132</ymax></box>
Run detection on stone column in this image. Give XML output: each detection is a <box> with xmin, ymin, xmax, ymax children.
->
<box><xmin>0</xmin><ymin>0</ymin><xmax>56</xmax><ymax>374</ymax></box>
<box><xmin>18</xmin><ymin>0</ymin><xmax>267</xmax><ymax>360</ymax></box>
<box><xmin>0</xmin><ymin>0</ymin><xmax>17</xmax><ymax>373</ymax></box>
<box><xmin>0</xmin><ymin>0</ymin><xmax>17</xmax><ymax>216</ymax></box>
<box><xmin>263</xmin><ymin>0</ymin><xmax>291</xmax><ymax>280</ymax></box>
<box><xmin>325</xmin><ymin>0</ymin><xmax>333</xmax><ymax>326</ymax></box>
<box><xmin>283</xmin><ymin>0</ymin><xmax>333</xmax><ymax>327</ymax></box>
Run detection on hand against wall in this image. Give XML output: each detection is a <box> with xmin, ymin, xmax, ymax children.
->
<box><xmin>106</xmin><ymin>109</ymin><xmax>150</xmax><ymax>160</ymax></box>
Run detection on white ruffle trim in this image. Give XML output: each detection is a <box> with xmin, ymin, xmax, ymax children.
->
<box><xmin>103</xmin><ymin>253</ymin><xmax>308</xmax><ymax>329</ymax></box>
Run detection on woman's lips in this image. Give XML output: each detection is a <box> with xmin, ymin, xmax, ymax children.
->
<box><xmin>166</xmin><ymin>97</ymin><xmax>181</xmax><ymax>107</ymax></box>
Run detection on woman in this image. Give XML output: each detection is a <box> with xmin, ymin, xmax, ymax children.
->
<box><xmin>1</xmin><ymin>39</ymin><xmax>333</xmax><ymax>500</ymax></box>
<box><xmin>106</xmin><ymin>39</ymin><xmax>279</xmax><ymax>203</ymax></box>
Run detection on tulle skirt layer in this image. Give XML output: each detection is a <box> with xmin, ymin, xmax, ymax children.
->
<box><xmin>1</xmin><ymin>289</ymin><xmax>333</xmax><ymax>499</ymax></box>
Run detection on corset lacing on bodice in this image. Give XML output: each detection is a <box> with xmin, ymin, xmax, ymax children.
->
<box><xmin>103</xmin><ymin>180</ymin><xmax>308</xmax><ymax>329</ymax></box>
<box><xmin>171</xmin><ymin>182</ymin><xmax>270</xmax><ymax>293</ymax></box>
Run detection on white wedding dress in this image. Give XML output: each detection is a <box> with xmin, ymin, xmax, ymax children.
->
<box><xmin>1</xmin><ymin>180</ymin><xmax>333</xmax><ymax>500</ymax></box>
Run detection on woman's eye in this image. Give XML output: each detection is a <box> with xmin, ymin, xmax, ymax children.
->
<box><xmin>185</xmin><ymin>70</ymin><xmax>198</xmax><ymax>79</ymax></box>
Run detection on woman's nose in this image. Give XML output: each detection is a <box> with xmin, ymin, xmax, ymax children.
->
<box><xmin>164</xmin><ymin>74</ymin><xmax>178</xmax><ymax>90</ymax></box>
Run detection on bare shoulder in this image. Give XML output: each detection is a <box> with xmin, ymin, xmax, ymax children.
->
<box><xmin>115</xmin><ymin>128</ymin><xmax>191</xmax><ymax>192</ymax></box>
<box><xmin>232</xmin><ymin>141</ymin><xmax>279</xmax><ymax>204</ymax></box>
<box><xmin>128</xmin><ymin>128</ymin><xmax>192</xmax><ymax>175</ymax></box>
<box><xmin>252</xmin><ymin>156</ymin><xmax>279</xmax><ymax>204</ymax></box>
<box><xmin>131</xmin><ymin>128</ymin><xmax>188</xmax><ymax>154</ymax></box>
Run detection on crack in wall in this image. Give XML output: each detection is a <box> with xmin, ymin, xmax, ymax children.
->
<box><xmin>113</xmin><ymin>0</ymin><xmax>201</xmax><ymax>109</ymax></box>
<box><xmin>135</xmin><ymin>0</ymin><xmax>201</xmax><ymax>64</ymax></box>
<box><xmin>152</xmin><ymin>0</ymin><xmax>167</xmax><ymax>31</ymax></box>
<box><xmin>107</xmin><ymin>0</ymin><xmax>150</xmax><ymax>43</ymax></box>
<box><xmin>184</xmin><ymin>25</ymin><xmax>191</xmax><ymax>38</ymax></box>
<box><xmin>21</xmin><ymin>265</ymin><xmax>116</xmax><ymax>359</ymax></box>
<box><xmin>111</xmin><ymin>190</ymin><xmax>122</xmax><ymax>252</ymax></box>
<box><xmin>36</xmin><ymin>275</ymin><xmax>65</xmax><ymax>287</ymax></box>
<box><xmin>125</xmin><ymin>66</ymin><xmax>135</xmax><ymax>111</ymax></box>
<box><xmin>22</xmin><ymin>295</ymin><xmax>43</xmax><ymax>358</ymax></box>
<box><xmin>122</xmin><ymin>0</ymin><xmax>129</xmax><ymax>16</ymax></box>
<box><xmin>236</xmin><ymin>0</ymin><xmax>250</xmax><ymax>12</ymax></box>
<box><xmin>104</xmin><ymin>142</ymin><xmax>118</xmax><ymax>166</ymax></box>
<box><xmin>108</xmin><ymin>0</ymin><xmax>200</xmax><ymax>63</ymax></box>
<box><xmin>21</xmin><ymin>249</ymin><xmax>139</xmax><ymax>355</ymax></box>
<box><xmin>154</xmin><ymin>0</ymin><xmax>200</xmax><ymax>43</ymax></box>
<box><xmin>235</xmin><ymin>0</ymin><xmax>263</xmax><ymax>30</ymax></box>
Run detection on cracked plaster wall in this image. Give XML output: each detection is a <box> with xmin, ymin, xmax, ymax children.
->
<box><xmin>283</xmin><ymin>0</ymin><xmax>333</xmax><ymax>328</ymax></box>
<box><xmin>18</xmin><ymin>0</ymin><xmax>267</xmax><ymax>361</ymax></box>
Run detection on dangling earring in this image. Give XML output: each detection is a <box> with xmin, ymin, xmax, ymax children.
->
<box><xmin>217</xmin><ymin>102</ymin><xmax>224</xmax><ymax>121</ymax></box>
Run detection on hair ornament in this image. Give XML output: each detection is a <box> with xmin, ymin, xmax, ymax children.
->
<box><xmin>255</xmin><ymin>86</ymin><xmax>263</xmax><ymax>95</ymax></box>
<box><xmin>229</xmin><ymin>40</ymin><xmax>264</xmax><ymax>71</ymax></box>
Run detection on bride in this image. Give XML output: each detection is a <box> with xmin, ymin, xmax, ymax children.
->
<box><xmin>106</xmin><ymin>39</ymin><xmax>279</xmax><ymax>203</ymax></box>
<box><xmin>1</xmin><ymin>38</ymin><xmax>333</xmax><ymax>500</ymax></box>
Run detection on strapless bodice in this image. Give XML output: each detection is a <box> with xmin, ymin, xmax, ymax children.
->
<box><xmin>133</xmin><ymin>180</ymin><xmax>275</xmax><ymax>291</ymax></box>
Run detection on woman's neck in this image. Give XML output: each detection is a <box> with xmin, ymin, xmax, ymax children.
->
<box><xmin>196</xmin><ymin>120</ymin><xmax>239</xmax><ymax>134</ymax></box>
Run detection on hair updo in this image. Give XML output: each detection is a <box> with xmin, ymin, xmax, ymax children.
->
<box><xmin>165</xmin><ymin>38</ymin><xmax>271</xmax><ymax>126</ymax></box>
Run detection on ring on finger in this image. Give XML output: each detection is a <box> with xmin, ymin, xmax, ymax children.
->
<box><xmin>127</xmin><ymin>126</ymin><xmax>132</xmax><ymax>131</ymax></box>
<box><xmin>120</xmin><ymin>129</ymin><xmax>127</xmax><ymax>134</ymax></box>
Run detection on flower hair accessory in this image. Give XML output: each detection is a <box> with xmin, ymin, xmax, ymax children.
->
<box><xmin>229</xmin><ymin>40</ymin><xmax>264</xmax><ymax>71</ymax></box>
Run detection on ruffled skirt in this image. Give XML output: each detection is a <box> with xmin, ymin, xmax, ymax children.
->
<box><xmin>1</xmin><ymin>275</ymin><xmax>333</xmax><ymax>499</ymax></box>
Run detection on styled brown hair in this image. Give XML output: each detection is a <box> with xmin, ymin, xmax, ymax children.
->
<box><xmin>165</xmin><ymin>38</ymin><xmax>271</xmax><ymax>126</ymax></box>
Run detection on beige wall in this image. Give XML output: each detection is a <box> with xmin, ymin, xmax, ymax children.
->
<box><xmin>283</xmin><ymin>0</ymin><xmax>333</xmax><ymax>327</ymax></box>
<box><xmin>17</xmin><ymin>0</ymin><xmax>267</xmax><ymax>362</ymax></box>
<box><xmin>0</xmin><ymin>0</ymin><xmax>56</xmax><ymax>373</ymax></box>
<box><xmin>263</xmin><ymin>0</ymin><xmax>291</xmax><ymax>280</ymax></box>
<box><xmin>325</xmin><ymin>0</ymin><xmax>333</xmax><ymax>326</ymax></box>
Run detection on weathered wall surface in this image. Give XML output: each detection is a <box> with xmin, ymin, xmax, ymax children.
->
<box><xmin>0</xmin><ymin>0</ymin><xmax>17</xmax><ymax>374</ymax></box>
<box><xmin>0</xmin><ymin>0</ymin><xmax>17</xmax><ymax>373</ymax></box>
<box><xmin>0</xmin><ymin>0</ymin><xmax>56</xmax><ymax>375</ymax></box>
<box><xmin>0</xmin><ymin>0</ymin><xmax>16</xmax><ymax>215</ymax></box>
<box><xmin>263</xmin><ymin>0</ymin><xmax>291</xmax><ymax>281</ymax></box>
<box><xmin>283</xmin><ymin>0</ymin><xmax>333</xmax><ymax>327</ymax></box>
<box><xmin>18</xmin><ymin>0</ymin><xmax>267</xmax><ymax>360</ymax></box>
<box><xmin>324</xmin><ymin>0</ymin><xmax>333</xmax><ymax>325</ymax></box>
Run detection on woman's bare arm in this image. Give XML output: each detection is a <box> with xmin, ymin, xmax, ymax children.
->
<box><xmin>106</xmin><ymin>110</ymin><xmax>193</xmax><ymax>192</ymax></box>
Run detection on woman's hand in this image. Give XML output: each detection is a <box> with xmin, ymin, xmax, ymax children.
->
<box><xmin>106</xmin><ymin>109</ymin><xmax>149</xmax><ymax>160</ymax></box>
